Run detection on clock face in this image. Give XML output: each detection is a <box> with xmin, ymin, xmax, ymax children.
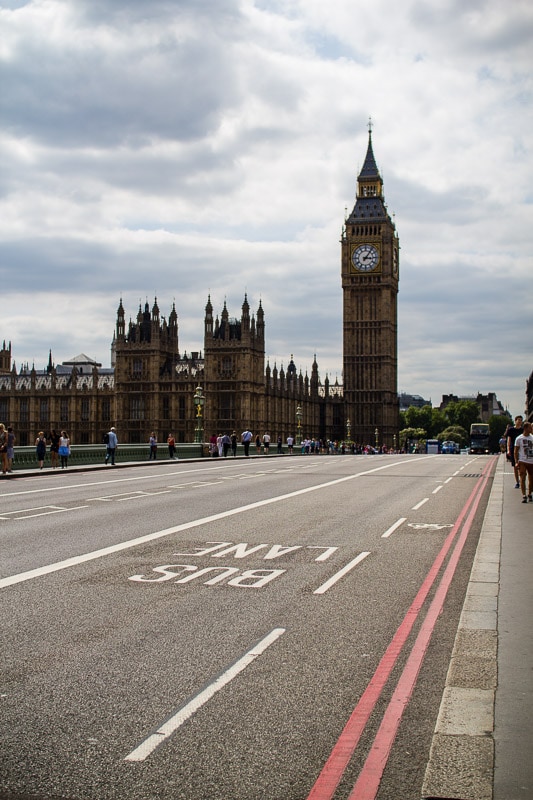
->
<box><xmin>351</xmin><ymin>244</ymin><xmax>380</xmax><ymax>272</ymax></box>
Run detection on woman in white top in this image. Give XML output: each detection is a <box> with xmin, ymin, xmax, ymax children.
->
<box><xmin>59</xmin><ymin>430</ymin><xmax>71</xmax><ymax>469</ymax></box>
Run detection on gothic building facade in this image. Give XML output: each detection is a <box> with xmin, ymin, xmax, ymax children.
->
<box><xmin>0</xmin><ymin>131</ymin><xmax>400</xmax><ymax>447</ymax></box>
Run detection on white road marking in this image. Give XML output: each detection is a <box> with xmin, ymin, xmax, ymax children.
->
<box><xmin>432</xmin><ymin>485</ymin><xmax>443</xmax><ymax>494</ymax></box>
<box><xmin>124</xmin><ymin>627</ymin><xmax>286</xmax><ymax>762</ymax></box>
<box><xmin>0</xmin><ymin>505</ymin><xmax>89</xmax><ymax>520</ymax></box>
<box><xmin>412</xmin><ymin>498</ymin><xmax>429</xmax><ymax>510</ymax></box>
<box><xmin>313</xmin><ymin>552</ymin><xmax>371</xmax><ymax>595</ymax></box>
<box><xmin>0</xmin><ymin>458</ymin><xmax>424</xmax><ymax>589</ymax></box>
<box><xmin>381</xmin><ymin>518</ymin><xmax>407</xmax><ymax>538</ymax></box>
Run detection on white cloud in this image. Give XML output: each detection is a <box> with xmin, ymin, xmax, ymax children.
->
<box><xmin>1</xmin><ymin>0</ymin><xmax>532</xmax><ymax>416</ymax></box>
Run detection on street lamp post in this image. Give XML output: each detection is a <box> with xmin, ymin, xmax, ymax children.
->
<box><xmin>193</xmin><ymin>385</ymin><xmax>205</xmax><ymax>444</ymax></box>
<box><xmin>374</xmin><ymin>427</ymin><xmax>379</xmax><ymax>452</ymax></box>
<box><xmin>346</xmin><ymin>418</ymin><xmax>351</xmax><ymax>446</ymax></box>
<box><xmin>296</xmin><ymin>405</ymin><xmax>302</xmax><ymax>446</ymax></box>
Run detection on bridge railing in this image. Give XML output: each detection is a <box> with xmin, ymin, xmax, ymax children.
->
<box><xmin>8</xmin><ymin>443</ymin><xmax>207</xmax><ymax>471</ymax></box>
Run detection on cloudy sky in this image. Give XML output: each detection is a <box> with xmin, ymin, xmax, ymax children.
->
<box><xmin>1</xmin><ymin>0</ymin><xmax>532</xmax><ymax>416</ymax></box>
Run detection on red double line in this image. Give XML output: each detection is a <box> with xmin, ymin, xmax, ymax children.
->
<box><xmin>308</xmin><ymin>457</ymin><xmax>496</xmax><ymax>800</ymax></box>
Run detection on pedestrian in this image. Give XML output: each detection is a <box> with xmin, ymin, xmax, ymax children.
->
<box><xmin>241</xmin><ymin>428</ymin><xmax>252</xmax><ymax>457</ymax></box>
<box><xmin>506</xmin><ymin>415</ymin><xmax>524</xmax><ymax>488</ymax></box>
<box><xmin>105</xmin><ymin>427</ymin><xmax>118</xmax><ymax>465</ymax></box>
<box><xmin>287</xmin><ymin>435</ymin><xmax>294</xmax><ymax>454</ymax></box>
<box><xmin>277</xmin><ymin>434</ymin><xmax>282</xmax><ymax>454</ymax></box>
<box><xmin>221</xmin><ymin>432</ymin><xmax>231</xmax><ymax>457</ymax></box>
<box><xmin>263</xmin><ymin>432</ymin><xmax>271</xmax><ymax>453</ymax></box>
<box><xmin>6</xmin><ymin>426</ymin><xmax>15</xmax><ymax>473</ymax></box>
<box><xmin>50</xmin><ymin>429</ymin><xmax>60</xmax><ymax>469</ymax></box>
<box><xmin>167</xmin><ymin>433</ymin><xmax>176</xmax><ymax>460</ymax></box>
<box><xmin>514</xmin><ymin>421</ymin><xmax>533</xmax><ymax>503</ymax></box>
<box><xmin>255</xmin><ymin>434</ymin><xmax>261</xmax><ymax>453</ymax></box>
<box><xmin>58</xmin><ymin>430</ymin><xmax>70</xmax><ymax>468</ymax></box>
<box><xmin>0</xmin><ymin>423</ymin><xmax>9</xmax><ymax>474</ymax></box>
<box><xmin>149</xmin><ymin>432</ymin><xmax>157</xmax><ymax>460</ymax></box>
<box><xmin>35</xmin><ymin>431</ymin><xmax>47</xmax><ymax>469</ymax></box>
<box><xmin>231</xmin><ymin>431</ymin><xmax>238</xmax><ymax>458</ymax></box>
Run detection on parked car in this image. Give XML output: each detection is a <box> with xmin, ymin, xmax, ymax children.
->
<box><xmin>441</xmin><ymin>440</ymin><xmax>460</xmax><ymax>454</ymax></box>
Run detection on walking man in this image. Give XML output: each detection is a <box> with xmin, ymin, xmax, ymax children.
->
<box><xmin>514</xmin><ymin>421</ymin><xmax>533</xmax><ymax>503</ymax></box>
<box><xmin>241</xmin><ymin>428</ymin><xmax>252</xmax><ymax>457</ymax></box>
<box><xmin>105</xmin><ymin>427</ymin><xmax>118</xmax><ymax>465</ymax></box>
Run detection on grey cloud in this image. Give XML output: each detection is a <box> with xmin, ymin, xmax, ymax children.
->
<box><xmin>3</xmin><ymin>44</ymin><xmax>235</xmax><ymax>148</ymax></box>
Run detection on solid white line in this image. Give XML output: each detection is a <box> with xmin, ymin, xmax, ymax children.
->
<box><xmin>412</xmin><ymin>498</ymin><xmax>429</xmax><ymax>510</ymax></box>
<box><xmin>313</xmin><ymin>552</ymin><xmax>370</xmax><ymax>595</ymax></box>
<box><xmin>381</xmin><ymin>517</ymin><xmax>407</xmax><ymax>539</ymax></box>
<box><xmin>0</xmin><ymin>459</ymin><xmax>416</xmax><ymax>589</ymax></box>
<box><xmin>124</xmin><ymin>627</ymin><xmax>286</xmax><ymax>762</ymax></box>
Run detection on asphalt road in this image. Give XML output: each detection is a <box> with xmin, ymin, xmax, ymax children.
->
<box><xmin>0</xmin><ymin>453</ymin><xmax>496</xmax><ymax>800</ymax></box>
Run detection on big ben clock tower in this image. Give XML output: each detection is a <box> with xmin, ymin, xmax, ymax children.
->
<box><xmin>341</xmin><ymin>123</ymin><xmax>399</xmax><ymax>447</ymax></box>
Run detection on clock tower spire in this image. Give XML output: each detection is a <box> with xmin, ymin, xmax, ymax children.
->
<box><xmin>341</xmin><ymin>125</ymin><xmax>399</xmax><ymax>448</ymax></box>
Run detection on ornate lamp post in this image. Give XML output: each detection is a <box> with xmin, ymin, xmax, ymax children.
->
<box><xmin>374</xmin><ymin>427</ymin><xmax>379</xmax><ymax>452</ymax></box>
<box><xmin>193</xmin><ymin>385</ymin><xmax>205</xmax><ymax>444</ymax></box>
<box><xmin>296</xmin><ymin>405</ymin><xmax>302</xmax><ymax>446</ymax></box>
<box><xmin>346</xmin><ymin>418</ymin><xmax>351</xmax><ymax>445</ymax></box>
<box><xmin>393</xmin><ymin>434</ymin><xmax>397</xmax><ymax>452</ymax></box>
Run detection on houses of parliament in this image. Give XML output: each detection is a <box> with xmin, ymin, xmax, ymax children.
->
<box><xmin>0</xmin><ymin>131</ymin><xmax>400</xmax><ymax>447</ymax></box>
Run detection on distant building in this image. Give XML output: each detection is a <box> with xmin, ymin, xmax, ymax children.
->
<box><xmin>399</xmin><ymin>392</ymin><xmax>430</xmax><ymax>412</ymax></box>
<box><xmin>0</xmin><ymin>130</ymin><xmax>401</xmax><ymax>448</ymax></box>
<box><xmin>439</xmin><ymin>392</ymin><xmax>507</xmax><ymax>422</ymax></box>
<box><xmin>526</xmin><ymin>369</ymin><xmax>533</xmax><ymax>424</ymax></box>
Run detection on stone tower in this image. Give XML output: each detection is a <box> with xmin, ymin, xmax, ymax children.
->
<box><xmin>113</xmin><ymin>298</ymin><xmax>180</xmax><ymax>441</ymax></box>
<box><xmin>203</xmin><ymin>294</ymin><xmax>265</xmax><ymax>433</ymax></box>
<box><xmin>341</xmin><ymin>126</ymin><xmax>399</xmax><ymax>447</ymax></box>
<box><xmin>0</xmin><ymin>340</ymin><xmax>11</xmax><ymax>374</ymax></box>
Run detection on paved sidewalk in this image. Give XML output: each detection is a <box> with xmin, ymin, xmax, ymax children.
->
<box><xmin>422</xmin><ymin>454</ymin><xmax>533</xmax><ymax>799</ymax></box>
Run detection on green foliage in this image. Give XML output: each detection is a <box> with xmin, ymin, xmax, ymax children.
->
<box><xmin>431</xmin><ymin>408</ymin><xmax>448</xmax><ymax>437</ymax></box>
<box><xmin>400</xmin><ymin>403</ymin><xmax>511</xmax><ymax>454</ymax></box>
<box><xmin>443</xmin><ymin>400</ymin><xmax>480</xmax><ymax>431</ymax></box>
<box><xmin>399</xmin><ymin>427</ymin><xmax>427</xmax><ymax>452</ymax></box>
<box><xmin>401</xmin><ymin>405</ymin><xmax>433</xmax><ymax>434</ymax></box>
<box><xmin>488</xmin><ymin>414</ymin><xmax>511</xmax><ymax>453</ymax></box>
<box><xmin>437</xmin><ymin>426</ymin><xmax>468</xmax><ymax>447</ymax></box>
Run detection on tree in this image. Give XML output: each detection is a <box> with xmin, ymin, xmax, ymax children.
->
<box><xmin>438</xmin><ymin>426</ymin><xmax>468</xmax><ymax>447</ymax></box>
<box><xmin>488</xmin><ymin>414</ymin><xmax>511</xmax><ymax>453</ymax></box>
<box><xmin>430</xmin><ymin>408</ymin><xmax>448</xmax><ymax>438</ymax></box>
<box><xmin>400</xmin><ymin>405</ymin><xmax>448</xmax><ymax>439</ymax></box>
<box><xmin>402</xmin><ymin>405</ymin><xmax>433</xmax><ymax>435</ymax></box>
<box><xmin>399</xmin><ymin>427</ymin><xmax>427</xmax><ymax>452</ymax></box>
<box><xmin>444</xmin><ymin>400</ymin><xmax>480</xmax><ymax>431</ymax></box>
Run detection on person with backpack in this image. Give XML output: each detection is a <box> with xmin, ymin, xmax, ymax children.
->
<box><xmin>104</xmin><ymin>427</ymin><xmax>118</xmax><ymax>465</ymax></box>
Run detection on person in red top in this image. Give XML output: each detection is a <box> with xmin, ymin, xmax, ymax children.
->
<box><xmin>167</xmin><ymin>433</ymin><xmax>176</xmax><ymax>460</ymax></box>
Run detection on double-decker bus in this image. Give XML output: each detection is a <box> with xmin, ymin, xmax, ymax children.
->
<box><xmin>469</xmin><ymin>423</ymin><xmax>490</xmax><ymax>454</ymax></box>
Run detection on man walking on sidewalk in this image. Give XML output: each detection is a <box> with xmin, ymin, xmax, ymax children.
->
<box><xmin>105</xmin><ymin>427</ymin><xmax>118</xmax><ymax>466</ymax></box>
<box><xmin>514</xmin><ymin>420</ymin><xmax>533</xmax><ymax>503</ymax></box>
